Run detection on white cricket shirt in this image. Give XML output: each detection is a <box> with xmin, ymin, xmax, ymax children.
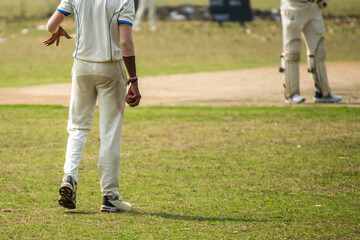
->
<box><xmin>57</xmin><ymin>0</ymin><xmax>135</xmax><ymax>62</ymax></box>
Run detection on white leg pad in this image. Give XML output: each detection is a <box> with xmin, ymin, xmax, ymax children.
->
<box><xmin>283</xmin><ymin>38</ymin><xmax>301</xmax><ymax>99</ymax></box>
<box><xmin>307</xmin><ymin>37</ymin><xmax>331</xmax><ymax>97</ymax></box>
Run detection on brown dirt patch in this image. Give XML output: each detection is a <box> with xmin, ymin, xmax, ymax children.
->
<box><xmin>0</xmin><ymin>62</ymin><xmax>359</xmax><ymax>107</ymax></box>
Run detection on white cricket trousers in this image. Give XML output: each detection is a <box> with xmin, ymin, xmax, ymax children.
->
<box><xmin>63</xmin><ymin>58</ymin><xmax>127</xmax><ymax>197</ymax></box>
<box><xmin>281</xmin><ymin>0</ymin><xmax>325</xmax><ymax>56</ymax></box>
<box><xmin>134</xmin><ymin>0</ymin><xmax>157</xmax><ymax>29</ymax></box>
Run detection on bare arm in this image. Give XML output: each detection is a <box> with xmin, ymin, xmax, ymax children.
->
<box><xmin>119</xmin><ymin>23</ymin><xmax>141</xmax><ymax>107</ymax></box>
<box><xmin>47</xmin><ymin>11</ymin><xmax>67</xmax><ymax>33</ymax></box>
<box><xmin>119</xmin><ymin>23</ymin><xmax>135</xmax><ymax>57</ymax></box>
<box><xmin>43</xmin><ymin>11</ymin><xmax>72</xmax><ymax>47</ymax></box>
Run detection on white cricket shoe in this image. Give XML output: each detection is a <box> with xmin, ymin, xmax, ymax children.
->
<box><xmin>100</xmin><ymin>195</ymin><xmax>133</xmax><ymax>212</ymax></box>
<box><xmin>285</xmin><ymin>94</ymin><xmax>306</xmax><ymax>104</ymax></box>
<box><xmin>314</xmin><ymin>92</ymin><xmax>342</xmax><ymax>103</ymax></box>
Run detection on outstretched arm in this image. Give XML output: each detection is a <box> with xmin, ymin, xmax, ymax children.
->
<box><xmin>43</xmin><ymin>11</ymin><xmax>72</xmax><ymax>47</ymax></box>
<box><xmin>119</xmin><ymin>23</ymin><xmax>141</xmax><ymax>107</ymax></box>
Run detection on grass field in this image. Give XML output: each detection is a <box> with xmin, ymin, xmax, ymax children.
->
<box><xmin>0</xmin><ymin>19</ymin><xmax>359</xmax><ymax>88</ymax></box>
<box><xmin>0</xmin><ymin>1</ymin><xmax>360</xmax><ymax>239</ymax></box>
<box><xmin>0</xmin><ymin>105</ymin><xmax>359</xmax><ymax>239</ymax></box>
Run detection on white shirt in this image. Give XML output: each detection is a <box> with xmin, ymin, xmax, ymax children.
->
<box><xmin>57</xmin><ymin>0</ymin><xmax>135</xmax><ymax>62</ymax></box>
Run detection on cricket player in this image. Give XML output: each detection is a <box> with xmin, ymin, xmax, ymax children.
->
<box><xmin>43</xmin><ymin>0</ymin><xmax>141</xmax><ymax>212</ymax></box>
<box><xmin>133</xmin><ymin>0</ymin><xmax>157</xmax><ymax>31</ymax></box>
<box><xmin>280</xmin><ymin>0</ymin><xmax>342</xmax><ymax>103</ymax></box>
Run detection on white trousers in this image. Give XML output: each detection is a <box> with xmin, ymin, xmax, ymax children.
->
<box><xmin>64</xmin><ymin>59</ymin><xmax>127</xmax><ymax>197</ymax></box>
<box><xmin>134</xmin><ymin>0</ymin><xmax>157</xmax><ymax>29</ymax></box>
<box><xmin>281</xmin><ymin>0</ymin><xmax>325</xmax><ymax>55</ymax></box>
<box><xmin>281</xmin><ymin>0</ymin><xmax>326</xmax><ymax>97</ymax></box>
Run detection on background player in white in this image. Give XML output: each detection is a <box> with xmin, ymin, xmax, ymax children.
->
<box><xmin>133</xmin><ymin>0</ymin><xmax>157</xmax><ymax>31</ymax></box>
<box><xmin>44</xmin><ymin>0</ymin><xmax>141</xmax><ymax>212</ymax></box>
<box><xmin>280</xmin><ymin>0</ymin><xmax>342</xmax><ymax>104</ymax></box>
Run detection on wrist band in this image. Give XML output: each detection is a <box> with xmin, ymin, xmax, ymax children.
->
<box><xmin>127</xmin><ymin>76</ymin><xmax>138</xmax><ymax>85</ymax></box>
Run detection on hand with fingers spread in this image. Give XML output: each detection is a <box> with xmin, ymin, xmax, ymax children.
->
<box><xmin>125</xmin><ymin>77</ymin><xmax>141</xmax><ymax>107</ymax></box>
<box><xmin>43</xmin><ymin>26</ymin><xmax>73</xmax><ymax>47</ymax></box>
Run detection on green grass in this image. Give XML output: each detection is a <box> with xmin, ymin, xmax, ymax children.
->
<box><xmin>0</xmin><ymin>105</ymin><xmax>360</xmax><ymax>239</ymax></box>
<box><xmin>0</xmin><ymin>18</ymin><xmax>359</xmax><ymax>88</ymax></box>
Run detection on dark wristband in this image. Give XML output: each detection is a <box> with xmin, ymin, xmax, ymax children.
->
<box><xmin>127</xmin><ymin>76</ymin><xmax>138</xmax><ymax>85</ymax></box>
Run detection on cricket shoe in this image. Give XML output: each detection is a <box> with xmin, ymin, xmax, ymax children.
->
<box><xmin>285</xmin><ymin>94</ymin><xmax>306</xmax><ymax>104</ymax></box>
<box><xmin>58</xmin><ymin>175</ymin><xmax>77</xmax><ymax>209</ymax></box>
<box><xmin>100</xmin><ymin>195</ymin><xmax>133</xmax><ymax>213</ymax></box>
<box><xmin>313</xmin><ymin>91</ymin><xmax>342</xmax><ymax>103</ymax></box>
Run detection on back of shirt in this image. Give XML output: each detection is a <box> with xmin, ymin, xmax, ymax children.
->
<box><xmin>57</xmin><ymin>0</ymin><xmax>135</xmax><ymax>62</ymax></box>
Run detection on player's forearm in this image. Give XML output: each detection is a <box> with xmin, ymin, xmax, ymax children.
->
<box><xmin>47</xmin><ymin>11</ymin><xmax>67</xmax><ymax>33</ymax></box>
<box><xmin>120</xmin><ymin>41</ymin><xmax>135</xmax><ymax>56</ymax></box>
<box><xmin>123</xmin><ymin>56</ymin><xmax>137</xmax><ymax>78</ymax></box>
<box><xmin>119</xmin><ymin>23</ymin><xmax>136</xmax><ymax>77</ymax></box>
<box><xmin>121</xmin><ymin>43</ymin><xmax>136</xmax><ymax>77</ymax></box>
<box><xmin>47</xmin><ymin>25</ymin><xmax>59</xmax><ymax>34</ymax></box>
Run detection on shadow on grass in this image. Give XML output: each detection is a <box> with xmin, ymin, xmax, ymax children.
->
<box><xmin>134</xmin><ymin>212</ymin><xmax>292</xmax><ymax>223</ymax></box>
<box><xmin>62</xmin><ymin>210</ymin><xmax>291</xmax><ymax>223</ymax></box>
<box><xmin>65</xmin><ymin>211</ymin><xmax>98</xmax><ymax>215</ymax></box>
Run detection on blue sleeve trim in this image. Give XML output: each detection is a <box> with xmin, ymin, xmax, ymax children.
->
<box><xmin>57</xmin><ymin>8</ymin><xmax>72</xmax><ymax>16</ymax></box>
<box><xmin>118</xmin><ymin>20</ymin><xmax>133</xmax><ymax>27</ymax></box>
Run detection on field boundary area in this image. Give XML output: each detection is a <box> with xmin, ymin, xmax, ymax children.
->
<box><xmin>0</xmin><ymin>62</ymin><xmax>359</xmax><ymax>107</ymax></box>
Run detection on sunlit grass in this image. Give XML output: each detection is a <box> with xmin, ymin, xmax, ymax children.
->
<box><xmin>0</xmin><ymin>105</ymin><xmax>359</xmax><ymax>239</ymax></box>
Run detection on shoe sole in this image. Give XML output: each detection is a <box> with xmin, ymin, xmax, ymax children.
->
<box><xmin>313</xmin><ymin>98</ymin><xmax>342</xmax><ymax>103</ymax></box>
<box><xmin>100</xmin><ymin>205</ymin><xmax>133</xmax><ymax>213</ymax></box>
<box><xmin>285</xmin><ymin>98</ymin><xmax>305</xmax><ymax>104</ymax></box>
<box><xmin>100</xmin><ymin>205</ymin><xmax>117</xmax><ymax>212</ymax></box>
<box><xmin>59</xmin><ymin>185</ymin><xmax>76</xmax><ymax>209</ymax></box>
